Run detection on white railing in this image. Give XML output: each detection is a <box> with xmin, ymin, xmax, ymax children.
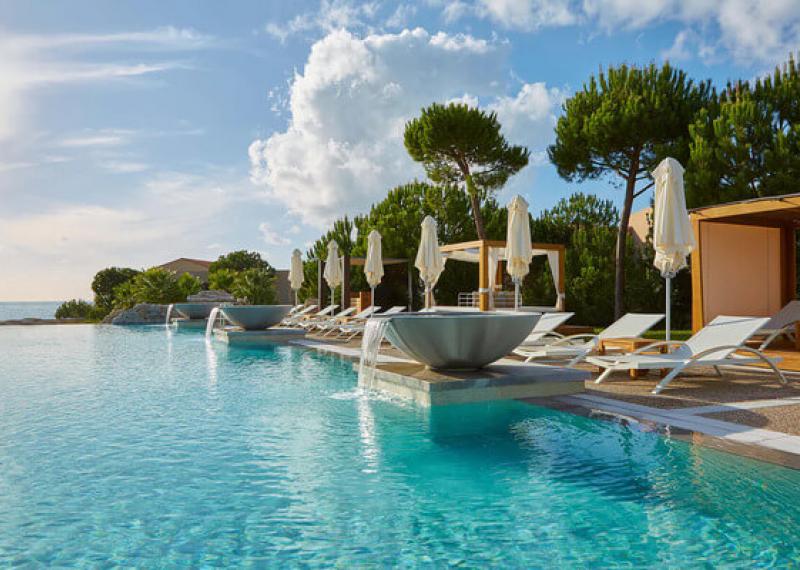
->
<box><xmin>457</xmin><ymin>291</ymin><xmax>516</xmax><ymax>309</ymax></box>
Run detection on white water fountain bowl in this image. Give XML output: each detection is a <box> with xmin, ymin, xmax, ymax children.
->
<box><xmin>383</xmin><ymin>311</ymin><xmax>540</xmax><ymax>370</ymax></box>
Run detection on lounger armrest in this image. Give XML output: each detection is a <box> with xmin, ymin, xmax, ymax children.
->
<box><xmin>548</xmin><ymin>334</ymin><xmax>598</xmax><ymax>347</ymax></box>
<box><xmin>630</xmin><ymin>341</ymin><xmax>686</xmax><ymax>355</ymax></box>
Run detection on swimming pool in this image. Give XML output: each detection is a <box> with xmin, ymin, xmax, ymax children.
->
<box><xmin>2</xmin><ymin>325</ymin><xmax>800</xmax><ymax>567</ymax></box>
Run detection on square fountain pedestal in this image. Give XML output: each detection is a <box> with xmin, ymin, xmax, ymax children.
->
<box><xmin>173</xmin><ymin>318</ymin><xmax>207</xmax><ymax>330</ymax></box>
<box><xmin>366</xmin><ymin>361</ymin><xmax>587</xmax><ymax>406</ymax></box>
<box><xmin>214</xmin><ymin>326</ymin><xmax>306</xmax><ymax>346</ymax></box>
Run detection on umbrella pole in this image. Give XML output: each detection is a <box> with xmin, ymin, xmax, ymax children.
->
<box><xmin>370</xmin><ymin>286</ymin><xmax>375</xmax><ymax>317</ymax></box>
<box><xmin>295</xmin><ymin>290</ymin><xmax>298</xmax><ymax>306</ymax></box>
<box><xmin>665</xmin><ymin>276</ymin><xmax>671</xmax><ymax>343</ymax></box>
<box><xmin>514</xmin><ymin>280</ymin><xmax>520</xmax><ymax>311</ymax></box>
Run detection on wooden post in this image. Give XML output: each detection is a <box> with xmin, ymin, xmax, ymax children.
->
<box><xmin>342</xmin><ymin>253</ymin><xmax>351</xmax><ymax>309</ymax></box>
<box><xmin>478</xmin><ymin>240</ymin><xmax>490</xmax><ymax>311</ymax></box>
<box><xmin>408</xmin><ymin>263</ymin><xmax>413</xmax><ymax>311</ymax></box>
<box><xmin>558</xmin><ymin>245</ymin><xmax>566</xmax><ymax>309</ymax></box>
<box><xmin>781</xmin><ymin>224</ymin><xmax>796</xmax><ymax>306</ymax></box>
<box><xmin>690</xmin><ymin>217</ymin><xmax>704</xmax><ymax>332</ymax></box>
<box><xmin>317</xmin><ymin>259</ymin><xmax>324</xmax><ymax>307</ymax></box>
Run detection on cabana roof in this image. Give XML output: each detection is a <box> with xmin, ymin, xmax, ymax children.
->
<box><xmin>691</xmin><ymin>193</ymin><xmax>800</xmax><ymax>226</ymax></box>
<box><xmin>440</xmin><ymin>239</ymin><xmax>564</xmax><ymax>262</ymax></box>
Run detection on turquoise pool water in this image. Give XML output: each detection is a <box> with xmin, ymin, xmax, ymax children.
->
<box><xmin>2</xmin><ymin>325</ymin><xmax>800</xmax><ymax>567</ymax></box>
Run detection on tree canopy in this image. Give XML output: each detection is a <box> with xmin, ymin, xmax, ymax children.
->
<box><xmin>548</xmin><ymin>62</ymin><xmax>712</xmax><ymax>318</ymax></box>
<box><xmin>687</xmin><ymin>55</ymin><xmax>800</xmax><ymax>207</ymax></box>
<box><xmin>91</xmin><ymin>267</ymin><xmax>140</xmax><ymax>314</ymax></box>
<box><xmin>404</xmin><ymin>102</ymin><xmax>528</xmax><ymax>239</ymax></box>
<box><xmin>209</xmin><ymin>250</ymin><xmax>275</xmax><ymax>275</ymax></box>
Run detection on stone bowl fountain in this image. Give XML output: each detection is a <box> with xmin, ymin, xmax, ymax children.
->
<box><xmin>173</xmin><ymin>303</ymin><xmax>219</xmax><ymax>320</ymax></box>
<box><xmin>382</xmin><ymin>311</ymin><xmax>540</xmax><ymax>370</ymax></box>
<box><xmin>220</xmin><ymin>305</ymin><xmax>293</xmax><ymax>331</ymax></box>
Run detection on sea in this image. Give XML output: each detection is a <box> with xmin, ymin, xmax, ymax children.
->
<box><xmin>0</xmin><ymin>301</ymin><xmax>63</xmax><ymax>321</ymax></box>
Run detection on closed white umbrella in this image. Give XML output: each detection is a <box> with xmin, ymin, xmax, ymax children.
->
<box><xmin>415</xmin><ymin>216</ymin><xmax>445</xmax><ymax>309</ymax></box>
<box><xmin>652</xmin><ymin>157</ymin><xmax>695</xmax><ymax>341</ymax></box>
<box><xmin>288</xmin><ymin>249</ymin><xmax>304</xmax><ymax>305</ymax></box>
<box><xmin>324</xmin><ymin>241</ymin><xmax>343</xmax><ymax>309</ymax></box>
<box><xmin>505</xmin><ymin>195</ymin><xmax>534</xmax><ymax>310</ymax></box>
<box><xmin>365</xmin><ymin>230</ymin><xmax>384</xmax><ymax>314</ymax></box>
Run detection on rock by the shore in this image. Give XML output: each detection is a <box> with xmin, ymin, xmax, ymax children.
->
<box><xmin>105</xmin><ymin>303</ymin><xmax>168</xmax><ymax>325</ymax></box>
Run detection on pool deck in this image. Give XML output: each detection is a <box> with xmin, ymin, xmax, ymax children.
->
<box><xmin>296</xmin><ymin>333</ymin><xmax>800</xmax><ymax>468</ymax></box>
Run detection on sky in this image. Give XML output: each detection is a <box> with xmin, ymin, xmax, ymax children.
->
<box><xmin>1</xmin><ymin>0</ymin><xmax>799</xmax><ymax>301</ymax></box>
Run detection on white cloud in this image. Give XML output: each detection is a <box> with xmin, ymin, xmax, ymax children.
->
<box><xmin>583</xmin><ymin>0</ymin><xmax>800</xmax><ymax>64</ymax></box>
<box><xmin>0</xmin><ymin>28</ymin><xmax>208</xmax><ymax>141</ymax></box>
<box><xmin>477</xmin><ymin>0</ymin><xmax>577</xmax><ymax>30</ymax></box>
<box><xmin>386</xmin><ymin>4</ymin><xmax>418</xmax><ymax>28</ymax></box>
<box><xmin>490</xmin><ymin>82</ymin><xmax>563</xmax><ymax>164</ymax></box>
<box><xmin>259</xmin><ymin>222</ymin><xmax>291</xmax><ymax>245</ymax></box>
<box><xmin>59</xmin><ymin>134</ymin><xmax>130</xmax><ymax>148</ymax></box>
<box><xmin>100</xmin><ymin>160</ymin><xmax>150</xmax><ymax>173</ymax></box>
<box><xmin>0</xmin><ymin>170</ymin><xmax>272</xmax><ymax>300</ymax></box>
<box><xmin>438</xmin><ymin>0</ymin><xmax>800</xmax><ymax>65</ymax></box>
<box><xmin>264</xmin><ymin>0</ymin><xmax>380</xmax><ymax>42</ymax></box>
<box><xmin>249</xmin><ymin>28</ymin><xmax>561</xmax><ymax>227</ymax></box>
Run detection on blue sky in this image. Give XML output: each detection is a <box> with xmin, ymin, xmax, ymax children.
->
<box><xmin>1</xmin><ymin>0</ymin><xmax>797</xmax><ymax>300</ymax></box>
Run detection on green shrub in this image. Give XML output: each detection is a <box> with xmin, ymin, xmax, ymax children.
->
<box><xmin>232</xmin><ymin>268</ymin><xmax>277</xmax><ymax>305</ymax></box>
<box><xmin>91</xmin><ymin>267</ymin><xmax>139</xmax><ymax>315</ymax></box>
<box><xmin>130</xmin><ymin>268</ymin><xmax>184</xmax><ymax>305</ymax></box>
<box><xmin>177</xmin><ymin>272</ymin><xmax>202</xmax><ymax>299</ymax></box>
<box><xmin>112</xmin><ymin>280</ymin><xmax>137</xmax><ymax>310</ymax></box>
<box><xmin>208</xmin><ymin>268</ymin><xmax>238</xmax><ymax>292</ymax></box>
<box><xmin>55</xmin><ymin>299</ymin><xmax>94</xmax><ymax>320</ymax></box>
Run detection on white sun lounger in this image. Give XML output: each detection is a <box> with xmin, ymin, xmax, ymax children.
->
<box><xmin>754</xmin><ymin>300</ymin><xmax>800</xmax><ymax>349</ymax></box>
<box><xmin>301</xmin><ymin>307</ymin><xmax>356</xmax><ymax>330</ymax></box>
<box><xmin>513</xmin><ymin>312</ymin><xmax>575</xmax><ymax>350</ymax></box>
<box><xmin>515</xmin><ymin>312</ymin><xmax>665</xmax><ymax>367</ymax></box>
<box><xmin>281</xmin><ymin>304</ymin><xmax>317</xmax><ymax>325</ymax></box>
<box><xmin>339</xmin><ymin>306</ymin><xmax>406</xmax><ymax>341</ymax></box>
<box><xmin>319</xmin><ymin>306</ymin><xmax>381</xmax><ymax>336</ymax></box>
<box><xmin>587</xmin><ymin>315</ymin><xmax>787</xmax><ymax>394</ymax></box>
<box><xmin>284</xmin><ymin>304</ymin><xmax>337</xmax><ymax>327</ymax></box>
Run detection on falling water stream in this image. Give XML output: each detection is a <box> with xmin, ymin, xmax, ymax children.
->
<box><xmin>205</xmin><ymin>307</ymin><xmax>222</xmax><ymax>338</ymax></box>
<box><xmin>357</xmin><ymin>318</ymin><xmax>389</xmax><ymax>390</ymax></box>
<box><xmin>165</xmin><ymin>304</ymin><xmax>174</xmax><ymax>326</ymax></box>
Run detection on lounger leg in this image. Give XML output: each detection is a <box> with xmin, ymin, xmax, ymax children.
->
<box><xmin>713</xmin><ymin>365</ymin><xmax>723</xmax><ymax>377</ymax></box>
<box><xmin>652</xmin><ymin>366</ymin><xmax>684</xmax><ymax>394</ymax></box>
<box><xmin>567</xmin><ymin>349</ymin><xmax>590</xmax><ymax>368</ymax></box>
<box><xmin>594</xmin><ymin>367</ymin><xmax>615</xmax><ymax>384</ymax></box>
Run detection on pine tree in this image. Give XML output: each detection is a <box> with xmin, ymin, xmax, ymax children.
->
<box><xmin>548</xmin><ymin>63</ymin><xmax>712</xmax><ymax>318</ymax></box>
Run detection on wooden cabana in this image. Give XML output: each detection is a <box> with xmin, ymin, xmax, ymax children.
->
<box><xmin>439</xmin><ymin>239</ymin><xmax>566</xmax><ymax>311</ymax></box>
<box><xmin>690</xmin><ymin>194</ymin><xmax>800</xmax><ymax>331</ymax></box>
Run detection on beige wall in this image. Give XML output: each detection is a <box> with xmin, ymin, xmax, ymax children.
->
<box><xmin>701</xmin><ymin>222</ymin><xmax>783</xmax><ymax>323</ymax></box>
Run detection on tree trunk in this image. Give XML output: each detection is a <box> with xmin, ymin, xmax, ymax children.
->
<box><xmin>464</xmin><ymin>173</ymin><xmax>487</xmax><ymax>240</ymax></box>
<box><xmin>614</xmin><ymin>164</ymin><xmax>639</xmax><ymax>320</ymax></box>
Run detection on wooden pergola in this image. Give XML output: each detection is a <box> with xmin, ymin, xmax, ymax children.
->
<box><xmin>690</xmin><ymin>193</ymin><xmax>800</xmax><ymax>331</ymax></box>
<box><xmin>439</xmin><ymin>239</ymin><xmax>566</xmax><ymax>311</ymax></box>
